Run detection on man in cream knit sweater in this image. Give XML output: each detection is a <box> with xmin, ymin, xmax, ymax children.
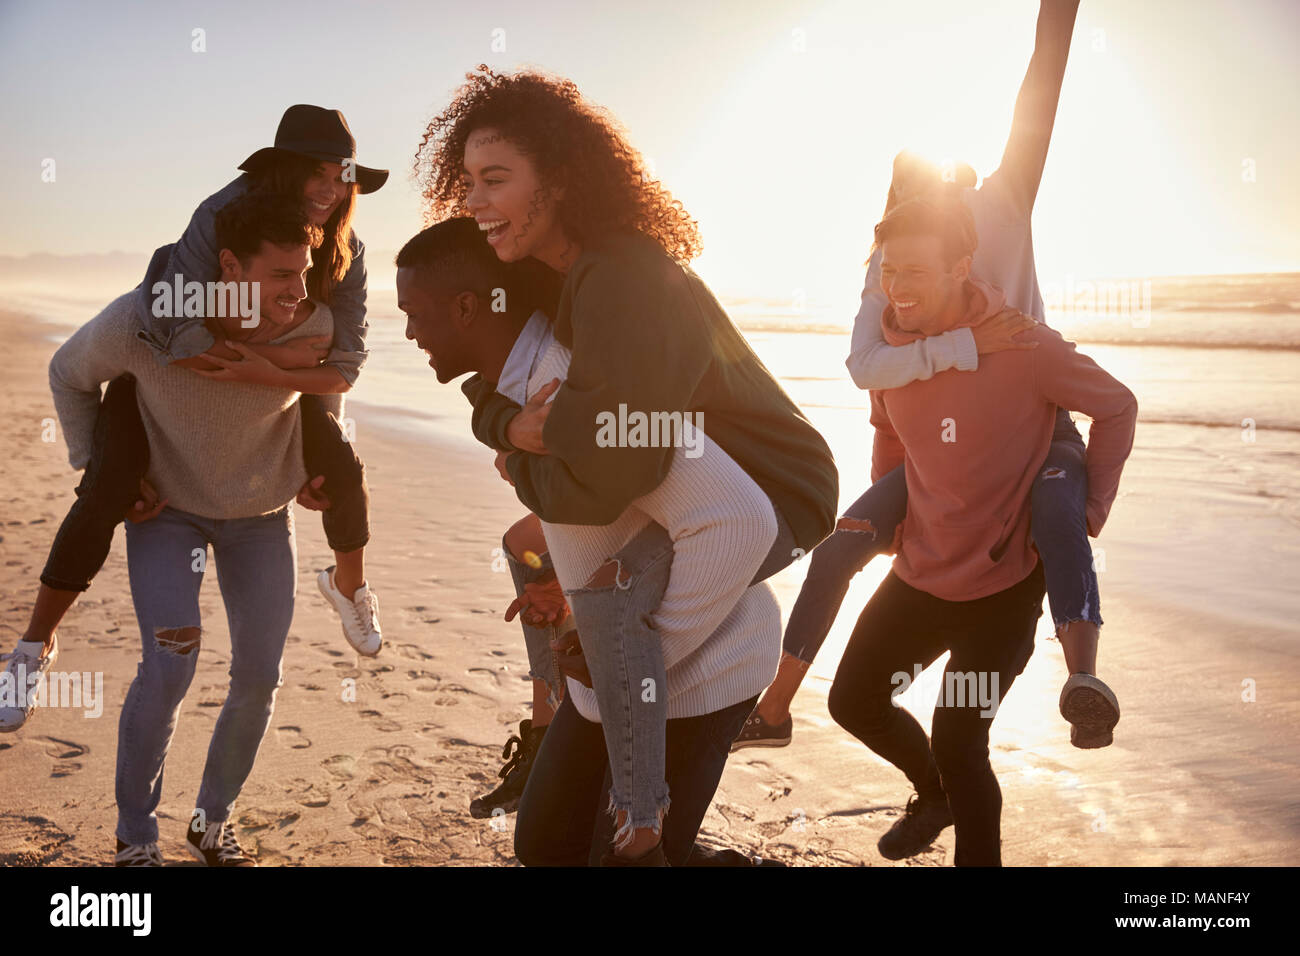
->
<box><xmin>47</xmin><ymin>195</ymin><xmax>334</xmax><ymax>867</ymax></box>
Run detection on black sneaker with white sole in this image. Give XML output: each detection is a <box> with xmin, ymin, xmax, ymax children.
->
<box><xmin>469</xmin><ymin>719</ymin><xmax>547</xmax><ymax>819</ymax></box>
<box><xmin>115</xmin><ymin>838</ymin><xmax>164</xmax><ymax>867</ymax></box>
<box><xmin>877</xmin><ymin>792</ymin><xmax>953</xmax><ymax>861</ymax></box>
<box><xmin>186</xmin><ymin>817</ymin><xmax>256</xmax><ymax>867</ymax></box>
<box><xmin>730</xmin><ymin>710</ymin><xmax>793</xmax><ymax>751</ymax></box>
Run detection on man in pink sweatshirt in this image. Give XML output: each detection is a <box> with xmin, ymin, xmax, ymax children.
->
<box><xmin>827</xmin><ymin>195</ymin><xmax>1137</xmax><ymax>866</ymax></box>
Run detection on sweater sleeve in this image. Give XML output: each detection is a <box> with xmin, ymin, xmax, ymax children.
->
<box><xmin>846</xmin><ymin>248</ymin><xmax>979</xmax><ymax>390</ymax></box>
<box><xmin>460</xmin><ymin>373</ymin><xmax>521</xmax><ymax>452</ymax></box>
<box><xmin>506</xmin><ymin>254</ymin><xmax>713</xmax><ymax>525</ymax></box>
<box><xmin>869</xmin><ymin>390</ymin><xmax>905</xmax><ymax>484</ymax></box>
<box><xmin>1030</xmin><ymin>328</ymin><xmax>1137</xmax><ymax>536</ymax></box>
<box><xmin>48</xmin><ymin>294</ymin><xmax>134</xmax><ymax>470</ymax></box>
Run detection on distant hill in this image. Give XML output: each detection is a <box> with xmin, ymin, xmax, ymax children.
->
<box><xmin>0</xmin><ymin>252</ymin><xmax>149</xmax><ymax>283</ymax></box>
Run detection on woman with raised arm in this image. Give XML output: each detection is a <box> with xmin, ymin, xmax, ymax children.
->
<box><xmin>735</xmin><ymin>0</ymin><xmax>1122</xmax><ymax>755</ymax></box>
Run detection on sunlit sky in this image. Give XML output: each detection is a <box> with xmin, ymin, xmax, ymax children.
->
<box><xmin>2</xmin><ymin>0</ymin><xmax>1297</xmax><ymax>306</ymax></box>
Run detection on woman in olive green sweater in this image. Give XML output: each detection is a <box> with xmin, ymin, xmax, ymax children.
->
<box><xmin>415</xmin><ymin>67</ymin><xmax>838</xmax><ymax>864</ymax></box>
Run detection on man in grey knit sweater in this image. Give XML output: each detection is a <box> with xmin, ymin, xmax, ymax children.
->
<box><xmin>47</xmin><ymin>196</ymin><xmax>332</xmax><ymax>867</ymax></box>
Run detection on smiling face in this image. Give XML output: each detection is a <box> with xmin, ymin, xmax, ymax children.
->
<box><xmin>879</xmin><ymin>234</ymin><xmax>970</xmax><ymax>335</ymax></box>
<box><xmin>221</xmin><ymin>240</ymin><xmax>312</xmax><ymax>326</ymax></box>
<box><xmin>462</xmin><ymin>127</ymin><xmax>567</xmax><ymax>267</ymax></box>
<box><xmin>397</xmin><ymin>266</ymin><xmax>475</xmax><ymax>383</ymax></box>
<box><xmin>302</xmin><ymin>160</ymin><xmax>351</xmax><ymax>225</ymax></box>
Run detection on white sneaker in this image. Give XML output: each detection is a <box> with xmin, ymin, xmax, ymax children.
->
<box><xmin>0</xmin><ymin>634</ymin><xmax>60</xmax><ymax>733</ymax></box>
<box><xmin>316</xmin><ymin>566</ymin><xmax>382</xmax><ymax>656</ymax></box>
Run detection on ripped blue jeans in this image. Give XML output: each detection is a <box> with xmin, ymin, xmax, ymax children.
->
<box><xmin>505</xmin><ymin>510</ymin><xmax>796</xmax><ymax>851</ymax></box>
<box><xmin>116</xmin><ymin>504</ymin><xmax>296</xmax><ymax>846</ymax></box>
<box><xmin>783</xmin><ymin>407</ymin><xmax>1100</xmax><ymax>666</ymax></box>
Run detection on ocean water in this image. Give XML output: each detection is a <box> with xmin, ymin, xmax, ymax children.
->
<box><xmin>9</xmin><ymin>269</ymin><xmax>1300</xmax><ymax>516</ymax></box>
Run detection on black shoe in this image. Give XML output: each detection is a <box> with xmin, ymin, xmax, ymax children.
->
<box><xmin>730</xmin><ymin>710</ymin><xmax>793</xmax><ymax>751</ymax></box>
<box><xmin>470</xmin><ymin>719</ymin><xmax>546</xmax><ymax>819</ymax></box>
<box><xmin>684</xmin><ymin>843</ymin><xmax>787</xmax><ymax>866</ymax></box>
<box><xmin>877</xmin><ymin>792</ymin><xmax>953</xmax><ymax>861</ymax></box>
<box><xmin>185</xmin><ymin>816</ymin><xmax>256</xmax><ymax>867</ymax></box>
<box><xmin>600</xmin><ymin>841</ymin><xmax>669</xmax><ymax>867</ymax></box>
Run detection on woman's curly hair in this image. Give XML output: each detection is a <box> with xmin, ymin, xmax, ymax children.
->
<box><xmin>414</xmin><ymin>65</ymin><xmax>702</xmax><ymax>262</ymax></box>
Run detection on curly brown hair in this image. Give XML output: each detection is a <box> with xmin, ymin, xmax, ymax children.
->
<box><xmin>414</xmin><ymin>65</ymin><xmax>702</xmax><ymax>262</ymax></box>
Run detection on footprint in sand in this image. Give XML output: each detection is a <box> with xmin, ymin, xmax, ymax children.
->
<box><xmin>358</xmin><ymin>709</ymin><xmax>402</xmax><ymax>732</ymax></box>
<box><xmin>194</xmin><ymin>683</ymin><xmax>226</xmax><ymax>708</ymax></box>
<box><xmin>741</xmin><ymin>757</ymin><xmax>797</xmax><ymax>802</ymax></box>
<box><xmin>404</xmin><ymin>606</ymin><xmax>442</xmax><ymax>625</ymax></box>
<box><xmin>238</xmin><ymin>808</ymin><xmax>301</xmax><ymax>832</ymax></box>
<box><xmin>275</xmin><ymin>725</ymin><xmax>312</xmax><ymax>749</ymax></box>
<box><xmin>393</xmin><ymin>642</ymin><xmax>435</xmax><ymax>661</ymax></box>
<box><xmin>322</xmin><ymin>754</ymin><xmax>357</xmax><ymax>780</ymax></box>
<box><xmin>467</xmin><ymin>666</ymin><xmax>504</xmax><ymax>687</ymax></box>
<box><xmin>0</xmin><ymin>813</ymin><xmax>73</xmax><ymax>866</ymax></box>
<box><xmin>283</xmin><ymin>777</ymin><xmax>331</xmax><ymax>808</ymax></box>
<box><xmin>42</xmin><ymin>737</ymin><xmax>87</xmax><ymax>778</ymax></box>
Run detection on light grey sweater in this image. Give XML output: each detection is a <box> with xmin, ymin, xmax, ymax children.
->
<box><xmin>48</xmin><ymin>291</ymin><xmax>340</xmax><ymax>520</ymax></box>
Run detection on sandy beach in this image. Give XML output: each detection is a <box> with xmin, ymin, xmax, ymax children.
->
<box><xmin>1</xmin><ymin>304</ymin><xmax>1297</xmax><ymax>867</ymax></box>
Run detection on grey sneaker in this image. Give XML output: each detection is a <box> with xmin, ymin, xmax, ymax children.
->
<box><xmin>1059</xmin><ymin>673</ymin><xmax>1120</xmax><ymax>749</ymax></box>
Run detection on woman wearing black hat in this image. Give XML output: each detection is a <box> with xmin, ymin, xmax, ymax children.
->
<box><xmin>2</xmin><ymin>107</ymin><xmax>389</xmax><ymax>734</ymax></box>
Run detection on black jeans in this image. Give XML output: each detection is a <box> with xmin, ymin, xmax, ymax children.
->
<box><xmin>514</xmin><ymin>691</ymin><xmax>760</xmax><ymax>866</ymax></box>
<box><xmin>827</xmin><ymin>563</ymin><xmax>1045</xmax><ymax>866</ymax></box>
<box><xmin>40</xmin><ymin>373</ymin><xmax>369</xmax><ymax>592</ymax></box>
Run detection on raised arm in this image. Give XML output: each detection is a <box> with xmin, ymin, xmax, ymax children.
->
<box><xmin>846</xmin><ymin>247</ymin><xmax>979</xmax><ymax>390</ymax></box>
<box><xmin>983</xmin><ymin>0</ymin><xmax>1081</xmax><ymax>217</ymax></box>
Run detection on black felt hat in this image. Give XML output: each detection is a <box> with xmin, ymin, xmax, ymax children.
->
<box><xmin>238</xmin><ymin>104</ymin><xmax>388</xmax><ymax>194</ymax></box>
